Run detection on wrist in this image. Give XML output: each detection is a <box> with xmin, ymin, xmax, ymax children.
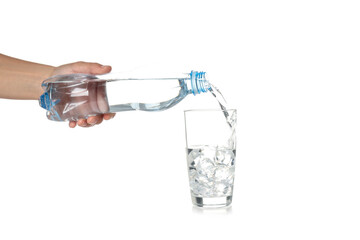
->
<box><xmin>34</xmin><ymin>65</ymin><xmax>56</xmax><ymax>99</ymax></box>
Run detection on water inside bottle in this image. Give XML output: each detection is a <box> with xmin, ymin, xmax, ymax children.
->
<box><xmin>106</xmin><ymin>78</ymin><xmax>189</xmax><ymax>112</ymax></box>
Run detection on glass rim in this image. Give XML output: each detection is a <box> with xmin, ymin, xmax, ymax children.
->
<box><xmin>184</xmin><ymin>108</ymin><xmax>237</xmax><ymax>113</ymax></box>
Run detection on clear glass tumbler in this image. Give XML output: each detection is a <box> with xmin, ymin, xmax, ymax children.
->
<box><xmin>184</xmin><ymin>109</ymin><xmax>237</xmax><ymax>208</ymax></box>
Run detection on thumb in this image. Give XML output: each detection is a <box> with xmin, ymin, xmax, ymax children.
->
<box><xmin>71</xmin><ymin>61</ymin><xmax>112</xmax><ymax>75</ymax></box>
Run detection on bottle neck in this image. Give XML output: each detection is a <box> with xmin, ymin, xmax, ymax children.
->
<box><xmin>188</xmin><ymin>71</ymin><xmax>210</xmax><ymax>95</ymax></box>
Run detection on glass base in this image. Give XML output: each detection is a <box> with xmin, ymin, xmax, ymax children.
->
<box><xmin>192</xmin><ymin>195</ymin><xmax>232</xmax><ymax>208</ymax></box>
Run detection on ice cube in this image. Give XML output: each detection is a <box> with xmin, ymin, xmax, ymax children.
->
<box><xmin>214</xmin><ymin>183</ymin><xmax>229</xmax><ymax>196</ymax></box>
<box><xmin>188</xmin><ymin>168</ymin><xmax>197</xmax><ymax>180</ymax></box>
<box><xmin>197</xmin><ymin>158</ymin><xmax>216</xmax><ymax>178</ymax></box>
<box><xmin>197</xmin><ymin>174</ymin><xmax>214</xmax><ymax>187</ymax></box>
<box><xmin>214</xmin><ymin>166</ymin><xmax>234</xmax><ymax>182</ymax></box>
<box><xmin>187</xmin><ymin>148</ymin><xmax>203</xmax><ymax>167</ymax></box>
<box><xmin>214</xmin><ymin>166</ymin><xmax>229</xmax><ymax>181</ymax></box>
<box><xmin>215</xmin><ymin>148</ymin><xmax>235</xmax><ymax>166</ymax></box>
<box><xmin>190</xmin><ymin>181</ymin><xmax>212</xmax><ymax>197</ymax></box>
<box><xmin>190</xmin><ymin>181</ymin><xmax>201</xmax><ymax>196</ymax></box>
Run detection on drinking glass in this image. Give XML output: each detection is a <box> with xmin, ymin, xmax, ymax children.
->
<box><xmin>184</xmin><ymin>109</ymin><xmax>237</xmax><ymax>208</ymax></box>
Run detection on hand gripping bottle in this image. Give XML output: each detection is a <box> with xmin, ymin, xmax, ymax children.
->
<box><xmin>39</xmin><ymin>71</ymin><xmax>210</xmax><ymax>121</ymax></box>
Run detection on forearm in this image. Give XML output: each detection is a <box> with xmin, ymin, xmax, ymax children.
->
<box><xmin>0</xmin><ymin>54</ymin><xmax>55</xmax><ymax>100</ymax></box>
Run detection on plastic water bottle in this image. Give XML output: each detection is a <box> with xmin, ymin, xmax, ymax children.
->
<box><xmin>39</xmin><ymin>71</ymin><xmax>210</xmax><ymax>121</ymax></box>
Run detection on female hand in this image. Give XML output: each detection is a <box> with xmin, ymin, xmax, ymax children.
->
<box><xmin>50</xmin><ymin>61</ymin><xmax>116</xmax><ymax>128</ymax></box>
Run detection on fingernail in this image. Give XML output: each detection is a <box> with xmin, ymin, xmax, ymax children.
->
<box><xmin>101</xmin><ymin>65</ymin><xmax>111</xmax><ymax>68</ymax></box>
<box><xmin>89</xmin><ymin>119</ymin><xmax>97</xmax><ymax>125</ymax></box>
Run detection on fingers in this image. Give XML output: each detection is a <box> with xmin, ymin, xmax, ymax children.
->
<box><xmin>70</xmin><ymin>62</ymin><xmax>112</xmax><ymax>75</ymax></box>
<box><xmin>77</xmin><ymin>118</ymin><xmax>90</xmax><ymax>128</ymax></box>
<box><xmin>77</xmin><ymin>117</ymin><xmax>99</xmax><ymax>128</ymax></box>
<box><xmin>69</xmin><ymin>114</ymin><xmax>115</xmax><ymax>128</ymax></box>
<box><xmin>104</xmin><ymin>113</ymin><xmax>116</xmax><ymax>120</ymax></box>
<box><xmin>69</xmin><ymin>121</ymin><xmax>77</xmax><ymax>128</ymax></box>
<box><xmin>53</xmin><ymin>62</ymin><xmax>112</xmax><ymax>77</ymax></box>
<box><xmin>87</xmin><ymin>115</ymin><xmax>103</xmax><ymax>125</ymax></box>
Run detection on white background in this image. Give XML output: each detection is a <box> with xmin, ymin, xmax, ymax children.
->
<box><xmin>1</xmin><ymin>0</ymin><xmax>360</xmax><ymax>239</ymax></box>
